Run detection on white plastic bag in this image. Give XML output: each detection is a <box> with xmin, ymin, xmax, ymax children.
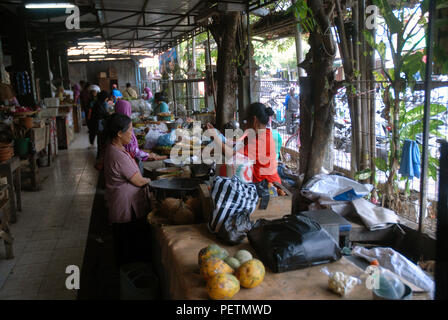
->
<box><xmin>352</xmin><ymin>246</ymin><xmax>434</xmax><ymax>293</ymax></box>
<box><xmin>351</xmin><ymin>198</ymin><xmax>400</xmax><ymax>231</ymax></box>
<box><xmin>301</xmin><ymin>174</ymin><xmax>373</xmax><ymax>201</ymax></box>
<box><xmin>321</xmin><ymin>267</ymin><xmax>361</xmax><ymax>296</ymax></box>
<box><xmin>144</xmin><ymin>129</ymin><xmax>162</xmax><ymax>150</ymax></box>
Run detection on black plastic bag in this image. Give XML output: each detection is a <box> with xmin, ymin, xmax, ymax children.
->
<box><xmin>216</xmin><ymin>209</ymin><xmax>254</xmax><ymax>245</ymax></box>
<box><xmin>247</xmin><ymin>215</ymin><xmax>342</xmax><ymax>273</ymax></box>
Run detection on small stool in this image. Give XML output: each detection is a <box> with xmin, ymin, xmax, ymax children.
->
<box><xmin>0</xmin><ymin>156</ymin><xmax>22</xmax><ymax>223</ymax></box>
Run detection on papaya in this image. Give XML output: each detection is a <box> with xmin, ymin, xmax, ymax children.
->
<box><xmin>224</xmin><ymin>256</ymin><xmax>241</xmax><ymax>270</ymax></box>
<box><xmin>207</xmin><ymin>273</ymin><xmax>240</xmax><ymax>300</ymax></box>
<box><xmin>200</xmin><ymin>257</ymin><xmax>234</xmax><ymax>281</ymax></box>
<box><xmin>235</xmin><ymin>250</ymin><xmax>253</xmax><ymax>264</ymax></box>
<box><xmin>198</xmin><ymin>244</ymin><xmax>228</xmax><ymax>267</ymax></box>
<box><xmin>235</xmin><ymin>259</ymin><xmax>265</xmax><ymax>289</ymax></box>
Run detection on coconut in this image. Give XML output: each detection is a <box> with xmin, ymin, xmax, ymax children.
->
<box><xmin>185</xmin><ymin>196</ymin><xmax>202</xmax><ymax>221</ymax></box>
<box><xmin>160</xmin><ymin>198</ymin><xmax>182</xmax><ymax>218</ymax></box>
<box><xmin>169</xmin><ymin>201</ymin><xmax>195</xmax><ymax>225</ymax></box>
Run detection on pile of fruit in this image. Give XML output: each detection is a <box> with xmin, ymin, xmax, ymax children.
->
<box><xmin>153</xmin><ymin>145</ymin><xmax>172</xmax><ymax>155</ymax></box>
<box><xmin>198</xmin><ymin>244</ymin><xmax>265</xmax><ymax>300</ymax></box>
<box><xmin>10</xmin><ymin>106</ymin><xmax>40</xmax><ymax>114</ymax></box>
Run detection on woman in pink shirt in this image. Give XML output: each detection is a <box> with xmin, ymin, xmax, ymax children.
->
<box><xmin>103</xmin><ymin>113</ymin><xmax>152</xmax><ymax>267</ymax></box>
<box><xmin>114</xmin><ymin>100</ymin><xmax>150</xmax><ymax>161</ymax></box>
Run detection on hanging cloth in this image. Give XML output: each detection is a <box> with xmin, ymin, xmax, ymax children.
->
<box><xmin>399</xmin><ymin>139</ymin><xmax>421</xmax><ymax>179</ymax></box>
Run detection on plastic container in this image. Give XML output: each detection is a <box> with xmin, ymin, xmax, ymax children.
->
<box><xmin>373</xmin><ymin>271</ymin><xmax>407</xmax><ymax>300</ymax></box>
<box><xmin>14</xmin><ymin>138</ymin><xmax>30</xmax><ymax>156</ymax></box>
<box><xmin>120</xmin><ymin>262</ymin><xmax>159</xmax><ymax>300</ymax></box>
<box><xmin>20</xmin><ymin>117</ymin><xmax>34</xmax><ymax>129</ymax></box>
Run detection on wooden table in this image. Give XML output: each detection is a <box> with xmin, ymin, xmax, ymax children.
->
<box><xmin>151</xmin><ymin>223</ymin><xmax>374</xmax><ymax>300</ymax></box>
<box><xmin>149</xmin><ymin>203</ymin><xmax>372</xmax><ymax>300</ymax></box>
<box><xmin>56</xmin><ymin>112</ymin><xmax>74</xmax><ymax>149</ymax></box>
<box><xmin>0</xmin><ymin>157</ymin><xmax>21</xmax><ymax>223</ymax></box>
<box><xmin>72</xmin><ymin>104</ymin><xmax>82</xmax><ymax>133</ymax></box>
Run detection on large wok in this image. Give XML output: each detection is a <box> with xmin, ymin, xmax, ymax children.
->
<box><xmin>149</xmin><ymin>178</ymin><xmax>203</xmax><ymax>201</ymax></box>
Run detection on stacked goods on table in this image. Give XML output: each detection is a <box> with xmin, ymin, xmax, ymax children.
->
<box><xmin>0</xmin><ymin>141</ymin><xmax>14</xmax><ymax>162</ymax></box>
<box><xmin>1</xmin><ymin>105</ymin><xmax>41</xmax><ymax>117</ymax></box>
<box><xmin>0</xmin><ymin>124</ymin><xmax>14</xmax><ymax>162</ymax></box>
<box><xmin>157</xmin><ymin>113</ymin><xmax>172</xmax><ymax>121</ymax></box>
<box><xmin>197</xmin><ymin>244</ymin><xmax>265</xmax><ymax>300</ymax></box>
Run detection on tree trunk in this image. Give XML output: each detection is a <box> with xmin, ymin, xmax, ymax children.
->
<box><xmin>209</xmin><ymin>12</ymin><xmax>240</xmax><ymax>131</ymax></box>
<box><xmin>302</xmin><ymin>0</ymin><xmax>337</xmax><ymax>182</ymax></box>
<box><xmin>299</xmin><ymin>75</ymin><xmax>312</xmax><ymax>176</ymax></box>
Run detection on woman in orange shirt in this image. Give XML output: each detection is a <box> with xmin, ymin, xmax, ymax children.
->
<box><xmin>207</xmin><ymin>102</ymin><xmax>281</xmax><ymax>184</ymax></box>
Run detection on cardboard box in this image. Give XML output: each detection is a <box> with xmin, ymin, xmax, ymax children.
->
<box><xmin>98</xmin><ymin>78</ymin><xmax>110</xmax><ymax>91</ymax></box>
<box><xmin>44</xmin><ymin>97</ymin><xmax>60</xmax><ymax>108</ymax></box>
<box><xmin>109</xmin><ymin>67</ymin><xmax>117</xmax><ymax>79</ymax></box>
<box><xmin>33</xmin><ymin>127</ymin><xmax>47</xmax><ymax>153</ymax></box>
<box><xmin>98</xmin><ymin>72</ymin><xmax>107</xmax><ymax>78</ymax></box>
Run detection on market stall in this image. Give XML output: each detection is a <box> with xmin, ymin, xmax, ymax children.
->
<box><xmin>0</xmin><ymin>105</ymin><xmax>51</xmax><ymax>191</ymax></box>
<box><xmin>152</xmin><ymin>223</ymin><xmax>373</xmax><ymax>300</ymax></box>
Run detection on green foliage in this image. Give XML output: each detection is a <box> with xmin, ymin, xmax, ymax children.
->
<box><xmin>290</xmin><ymin>0</ymin><xmax>315</xmax><ymax>33</ymax></box>
<box><xmin>373</xmin><ymin>0</ymin><xmax>403</xmax><ymax>34</ymax></box>
<box><xmin>401</xmin><ymin>51</ymin><xmax>425</xmax><ymax>89</ymax></box>
<box><xmin>355</xmin><ymin>169</ymin><xmax>372</xmax><ymax>181</ymax></box>
<box><xmin>252</xmin><ymin>38</ymin><xmax>297</xmax><ymax>75</ymax></box>
<box><xmin>375</xmin><ymin>157</ymin><xmax>389</xmax><ymax>173</ymax></box>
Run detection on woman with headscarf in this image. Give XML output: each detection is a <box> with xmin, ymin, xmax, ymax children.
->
<box><xmin>114</xmin><ymin>100</ymin><xmax>150</xmax><ymax>163</ymax></box>
<box><xmin>73</xmin><ymin>82</ymin><xmax>82</xmax><ymax>104</ymax></box>
<box><xmin>143</xmin><ymin>85</ymin><xmax>153</xmax><ymax>100</ymax></box>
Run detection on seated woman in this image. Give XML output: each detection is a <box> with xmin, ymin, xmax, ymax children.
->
<box><xmin>207</xmin><ymin>102</ymin><xmax>281</xmax><ymax>184</ymax></box>
<box><xmin>152</xmin><ymin>92</ymin><xmax>170</xmax><ymax>115</ymax></box>
<box><xmin>115</xmin><ymin>100</ymin><xmax>150</xmax><ymax>162</ymax></box>
<box><xmin>103</xmin><ymin>113</ymin><xmax>152</xmax><ymax>267</ymax></box>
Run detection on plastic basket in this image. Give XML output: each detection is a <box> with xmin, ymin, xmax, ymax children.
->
<box><xmin>119</xmin><ymin>263</ymin><xmax>159</xmax><ymax>300</ymax></box>
<box><xmin>14</xmin><ymin>138</ymin><xmax>30</xmax><ymax>156</ymax></box>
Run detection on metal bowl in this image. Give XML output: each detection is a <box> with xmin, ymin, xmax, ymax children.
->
<box><xmin>149</xmin><ymin>178</ymin><xmax>203</xmax><ymax>201</ymax></box>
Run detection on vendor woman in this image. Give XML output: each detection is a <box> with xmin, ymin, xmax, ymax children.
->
<box><xmin>206</xmin><ymin>102</ymin><xmax>281</xmax><ymax>184</ymax></box>
<box><xmin>152</xmin><ymin>92</ymin><xmax>170</xmax><ymax>115</ymax></box>
<box><xmin>103</xmin><ymin>113</ymin><xmax>152</xmax><ymax>267</ymax></box>
<box><xmin>115</xmin><ymin>99</ymin><xmax>150</xmax><ymax>162</ymax></box>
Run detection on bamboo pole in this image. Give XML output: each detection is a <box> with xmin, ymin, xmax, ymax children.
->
<box><xmin>419</xmin><ymin>0</ymin><xmax>436</xmax><ymax>233</ymax></box>
<box><xmin>368</xmin><ymin>7</ymin><xmax>377</xmax><ymax>185</ymax></box>
<box><xmin>353</xmin><ymin>0</ymin><xmax>362</xmax><ymax>174</ymax></box>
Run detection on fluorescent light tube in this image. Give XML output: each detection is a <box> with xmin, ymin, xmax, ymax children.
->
<box><xmin>25</xmin><ymin>3</ymin><xmax>75</xmax><ymax>9</ymax></box>
<box><xmin>77</xmin><ymin>42</ymin><xmax>105</xmax><ymax>46</ymax></box>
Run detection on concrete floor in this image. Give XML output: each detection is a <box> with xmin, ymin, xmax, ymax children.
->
<box><xmin>0</xmin><ymin>127</ymin><xmax>99</xmax><ymax>299</ymax></box>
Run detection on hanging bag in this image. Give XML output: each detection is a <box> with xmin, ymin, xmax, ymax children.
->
<box><xmin>207</xmin><ymin>176</ymin><xmax>259</xmax><ymax>245</ymax></box>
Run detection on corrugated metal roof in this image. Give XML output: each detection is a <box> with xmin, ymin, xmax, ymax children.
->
<box><xmin>1</xmin><ymin>0</ymin><xmax>279</xmax><ymax>54</ymax></box>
